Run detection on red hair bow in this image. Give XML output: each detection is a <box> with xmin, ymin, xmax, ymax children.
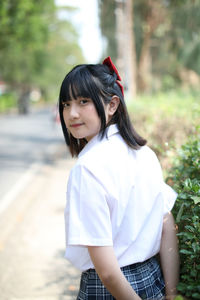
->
<box><xmin>103</xmin><ymin>56</ymin><xmax>124</xmax><ymax>96</ymax></box>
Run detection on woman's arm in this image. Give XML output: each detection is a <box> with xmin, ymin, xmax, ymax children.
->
<box><xmin>88</xmin><ymin>246</ymin><xmax>141</xmax><ymax>300</ymax></box>
<box><xmin>159</xmin><ymin>212</ymin><xmax>180</xmax><ymax>299</ymax></box>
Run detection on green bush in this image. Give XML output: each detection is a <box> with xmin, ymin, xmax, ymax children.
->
<box><xmin>168</xmin><ymin>127</ymin><xmax>200</xmax><ymax>298</ymax></box>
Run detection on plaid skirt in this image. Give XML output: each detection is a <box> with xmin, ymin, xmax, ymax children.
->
<box><xmin>76</xmin><ymin>257</ymin><xmax>165</xmax><ymax>300</ymax></box>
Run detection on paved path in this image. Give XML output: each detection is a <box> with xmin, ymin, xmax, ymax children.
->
<box><xmin>0</xmin><ymin>106</ymin><xmax>63</xmax><ymax>201</ymax></box>
<box><xmin>0</xmin><ymin>156</ymin><xmax>81</xmax><ymax>300</ymax></box>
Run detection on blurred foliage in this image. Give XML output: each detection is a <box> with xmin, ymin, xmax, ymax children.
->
<box><xmin>98</xmin><ymin>0</ymin><xmax>200</xmax><ymax>92</ymax></box>
<box><xmin>0</xmin><ymin>0</ymin><xmax>84</xmax><ymax>111</ymax></box>
<box><xmin>0</xmin><ymin>93</ymin><xmax>17</xmax><ymax>112</ymax></box>
<box><xmin>127</xmin><ymin>89</ymin><xmax>200</xmax><ymax>172</ymax></box>
<box><xmin>153</xmin><ymin>0</ymin><xmax>200</xmax><ymax>84</ymax></box>
<box><xmin>0</xmin><ymin>0</ymin><xmax>54</xmax><ymax>86</ymax></box>
<box><xmin>167</xmin><ymin>128</ymin><xmax>200</xmax><ymax>298</ymax></box>
<box><xmin>37</xmin><ymin>15</ymin><xmax>84</xmax><ymax>101</ymax></box>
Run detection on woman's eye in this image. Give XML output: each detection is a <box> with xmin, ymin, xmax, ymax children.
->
<box><xmin>62</xmin><ymin>102</ymin><xmax>70</xmax><ymax>108</ymax></box>
<box><xmin>80</xmin><ymin>99</ymin><xmax>88</xmax><ymax>105</ymax></box>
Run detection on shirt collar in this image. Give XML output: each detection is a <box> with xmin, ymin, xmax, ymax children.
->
<box><xmin>106</xmin><ymin>123</ymin><xmax>119</xmax><ymax>138</ymax></box>
<box><xmin>78</xmin><ymin>124</ymin><xmax>119</xmax><ymax>158</ymax></box>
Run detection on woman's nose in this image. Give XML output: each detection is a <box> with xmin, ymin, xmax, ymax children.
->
<box><xmin>69</xmin><ymin>104</ymin><xmax>79</xmax><ymax>118</ymax></box>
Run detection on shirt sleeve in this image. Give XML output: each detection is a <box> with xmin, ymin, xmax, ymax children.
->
<box><xmin>65</xmin><ymin>164</ymin><xmax>113</xmax><ymax>247</ymax></box>
<box><xmin>150</xmin><ymin>148</ymin><xmax>177</xmax><ymax>215</ymax></box>
<box><xmin>161</xmin><ymin>182</ymin><xmax>177</xmax><ymax>215</ymax></box>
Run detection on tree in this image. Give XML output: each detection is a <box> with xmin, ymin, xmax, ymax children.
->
<box><xmin>99</xmin><ymin>0</ymin><xmax>165</xmax><ymax>94</ymax></box>
<box><xmin>34</xmin><ymin>10</ymin><xmax>84</xmax><ymax>102</ymax></box>
<box><xmin>99</xmin><ymin>0</ymin><xmax>137</xmax><ymax>97</ymax></box>
<box><xmin>0</xmin><ymin>0</ymin><xmax>53</xmax><ymax>112</ymax></box>
<box><xmin>98</xmin><ymin>0</ymin><xmax>117</xmax><ymax>61</ymax></box>
<box><xmin>98</xmin><ymin>0</ymin><xmax>200</xmax><ymax>93</ymax></box>
<box><xmin>0</xmin><ymin>0</ymin><xmax>84</xmax><ymax>113</ymax></box>
<box><xmin>124</xmin><ymin>0</ymin><xmax>137</xmax><ymax>96</ymax></box>
<box><xmin>135</xmin><ymin>0</ymin><xmax>166</xmax><ymax>91</ymax></box>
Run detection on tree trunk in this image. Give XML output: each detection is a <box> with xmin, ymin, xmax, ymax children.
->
<box><xmin>124</xmin><ymin>0</ymin><xmax>137</xmax><ymax>97</ymax></box>
<box><xmin>137</xmin><ymin>30</ymin><xmax>152</xmax><ymax>92</ymax></box>
<box><xmin>115</xmin><ymin>0</ymin><xmax>137</xmax><ymax>98</ymax></box>
<box><xmin>137</xmin><ymin>0</ymin><xmax>166</xmax><ymax>92</ymax></box>
<box><xmin>18</xmin><ymin>87</ymin><xmax>30</xmax><ymax>114</ymax></box>
<box><xmin>115</xmin><ymin>0</ymin><xmax>126</xmax><ymax>81</ymax></box>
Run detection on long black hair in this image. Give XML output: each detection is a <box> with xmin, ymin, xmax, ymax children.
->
<box><xmin>59</xmin><ymin>62</ymin><xmax>147</xmax><ymax>157</ymax></box>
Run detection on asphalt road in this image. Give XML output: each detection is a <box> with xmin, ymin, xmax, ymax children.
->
<box><xmin>0</xmin><ymin>156</ymin><xmax>80</xmax><ymax>300</ymax></box>
<box><xmin>0</xmin><ymin>106</ymin><xmax>66</xmax><ymax>205</ymax></box>
<box><xmin>0</xmin><ymin>107</ymin><xmax>81</xmax><ymax>299</ymax></box>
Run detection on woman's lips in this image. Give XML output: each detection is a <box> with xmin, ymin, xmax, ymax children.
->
<box><xmin>70</xmin><ymin>123</ymin><xmax>84</xmax><ymax>128</ymax></box>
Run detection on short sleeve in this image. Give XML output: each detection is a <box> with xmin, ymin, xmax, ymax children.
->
<box><xmin>161</xmin><ymin>182</ymin><xmax>177</xmax><ymax>215</ymax></box>
<box><xmin>65</xmin><ymin>165</ymin><xmax>113</xmax><ymax>247</ymax></box>
<box><xmin>150</xmin><ymin>148</ymin><xmax>177</xmax><ymax>215</ymax></box>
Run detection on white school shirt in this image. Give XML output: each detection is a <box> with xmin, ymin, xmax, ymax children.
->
<box><xmin>64</xmin><ymin>124</ymin><xmax>177</xmax><ymax>271</ymax></box>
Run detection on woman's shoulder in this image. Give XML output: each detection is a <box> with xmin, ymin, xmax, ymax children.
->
<box><xmin>137</xmin><ymin>144</ymin><xmax>159</xmax><ymax>160</ymax></box>
<box><xmin>70</xmin><ymin>134</ymin><xmax>125</xmax><ymax>182</ymax></box>
<box><xmin>133</xmin><ymin>145</ymin><xmax>163</xmax><ymax>176</ymax></box>
<box><xmin>76</xmin><ymin>141</ymin><xmax>158</xmax><ymax>172</ymax></box>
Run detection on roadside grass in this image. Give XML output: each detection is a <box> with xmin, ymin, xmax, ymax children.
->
<box><xmin>0</xmin><ymin>93</ymin><xmax>51</xmax><ymax>114</ymax></box>
<box><xmin>127</xmin><ymin>89</ymin><xmax>200</xmax><ymax>175</ymax></box>
<box><xmin>0</xmin><ymin>93</ymin><xmax>17</xmax><ymax>113</ymax></box>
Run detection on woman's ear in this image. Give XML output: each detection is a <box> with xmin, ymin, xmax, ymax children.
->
<box><xmin>108</xmin><ymin>95</ymin><xmax>120</xmax><ymax>117</ymax></box>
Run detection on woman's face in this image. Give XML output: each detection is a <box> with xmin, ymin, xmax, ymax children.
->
<box><xmin>62</xmin><ymin>97</ymin><xmax>103</xmax><ymax>142</ymax></box>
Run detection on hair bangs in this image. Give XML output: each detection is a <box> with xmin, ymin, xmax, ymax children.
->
<box><xmin>60</xmin><ymin>66</ymin><xmax>101</xmax><ymax>102</ymax></box>
<box><xmin>69</xmin><ymin>77</ymin><xmax>92</xmax><ymax>100</ymax></box>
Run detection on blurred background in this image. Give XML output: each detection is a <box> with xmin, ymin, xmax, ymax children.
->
<box><xmin>0</xmin><ymin>0</ymin><xmax>199</xmax><ymax>161</ymax></box>
<box><xmin>0</xmin><ymin>0</ymin><xmax>199</xmax><ymax>299</ymax></box>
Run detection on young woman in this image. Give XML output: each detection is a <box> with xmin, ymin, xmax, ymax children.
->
<box><xmin>59</xmin><ymin>57</ymin><xmax>179</xmax><ymax>300</ymax></box>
